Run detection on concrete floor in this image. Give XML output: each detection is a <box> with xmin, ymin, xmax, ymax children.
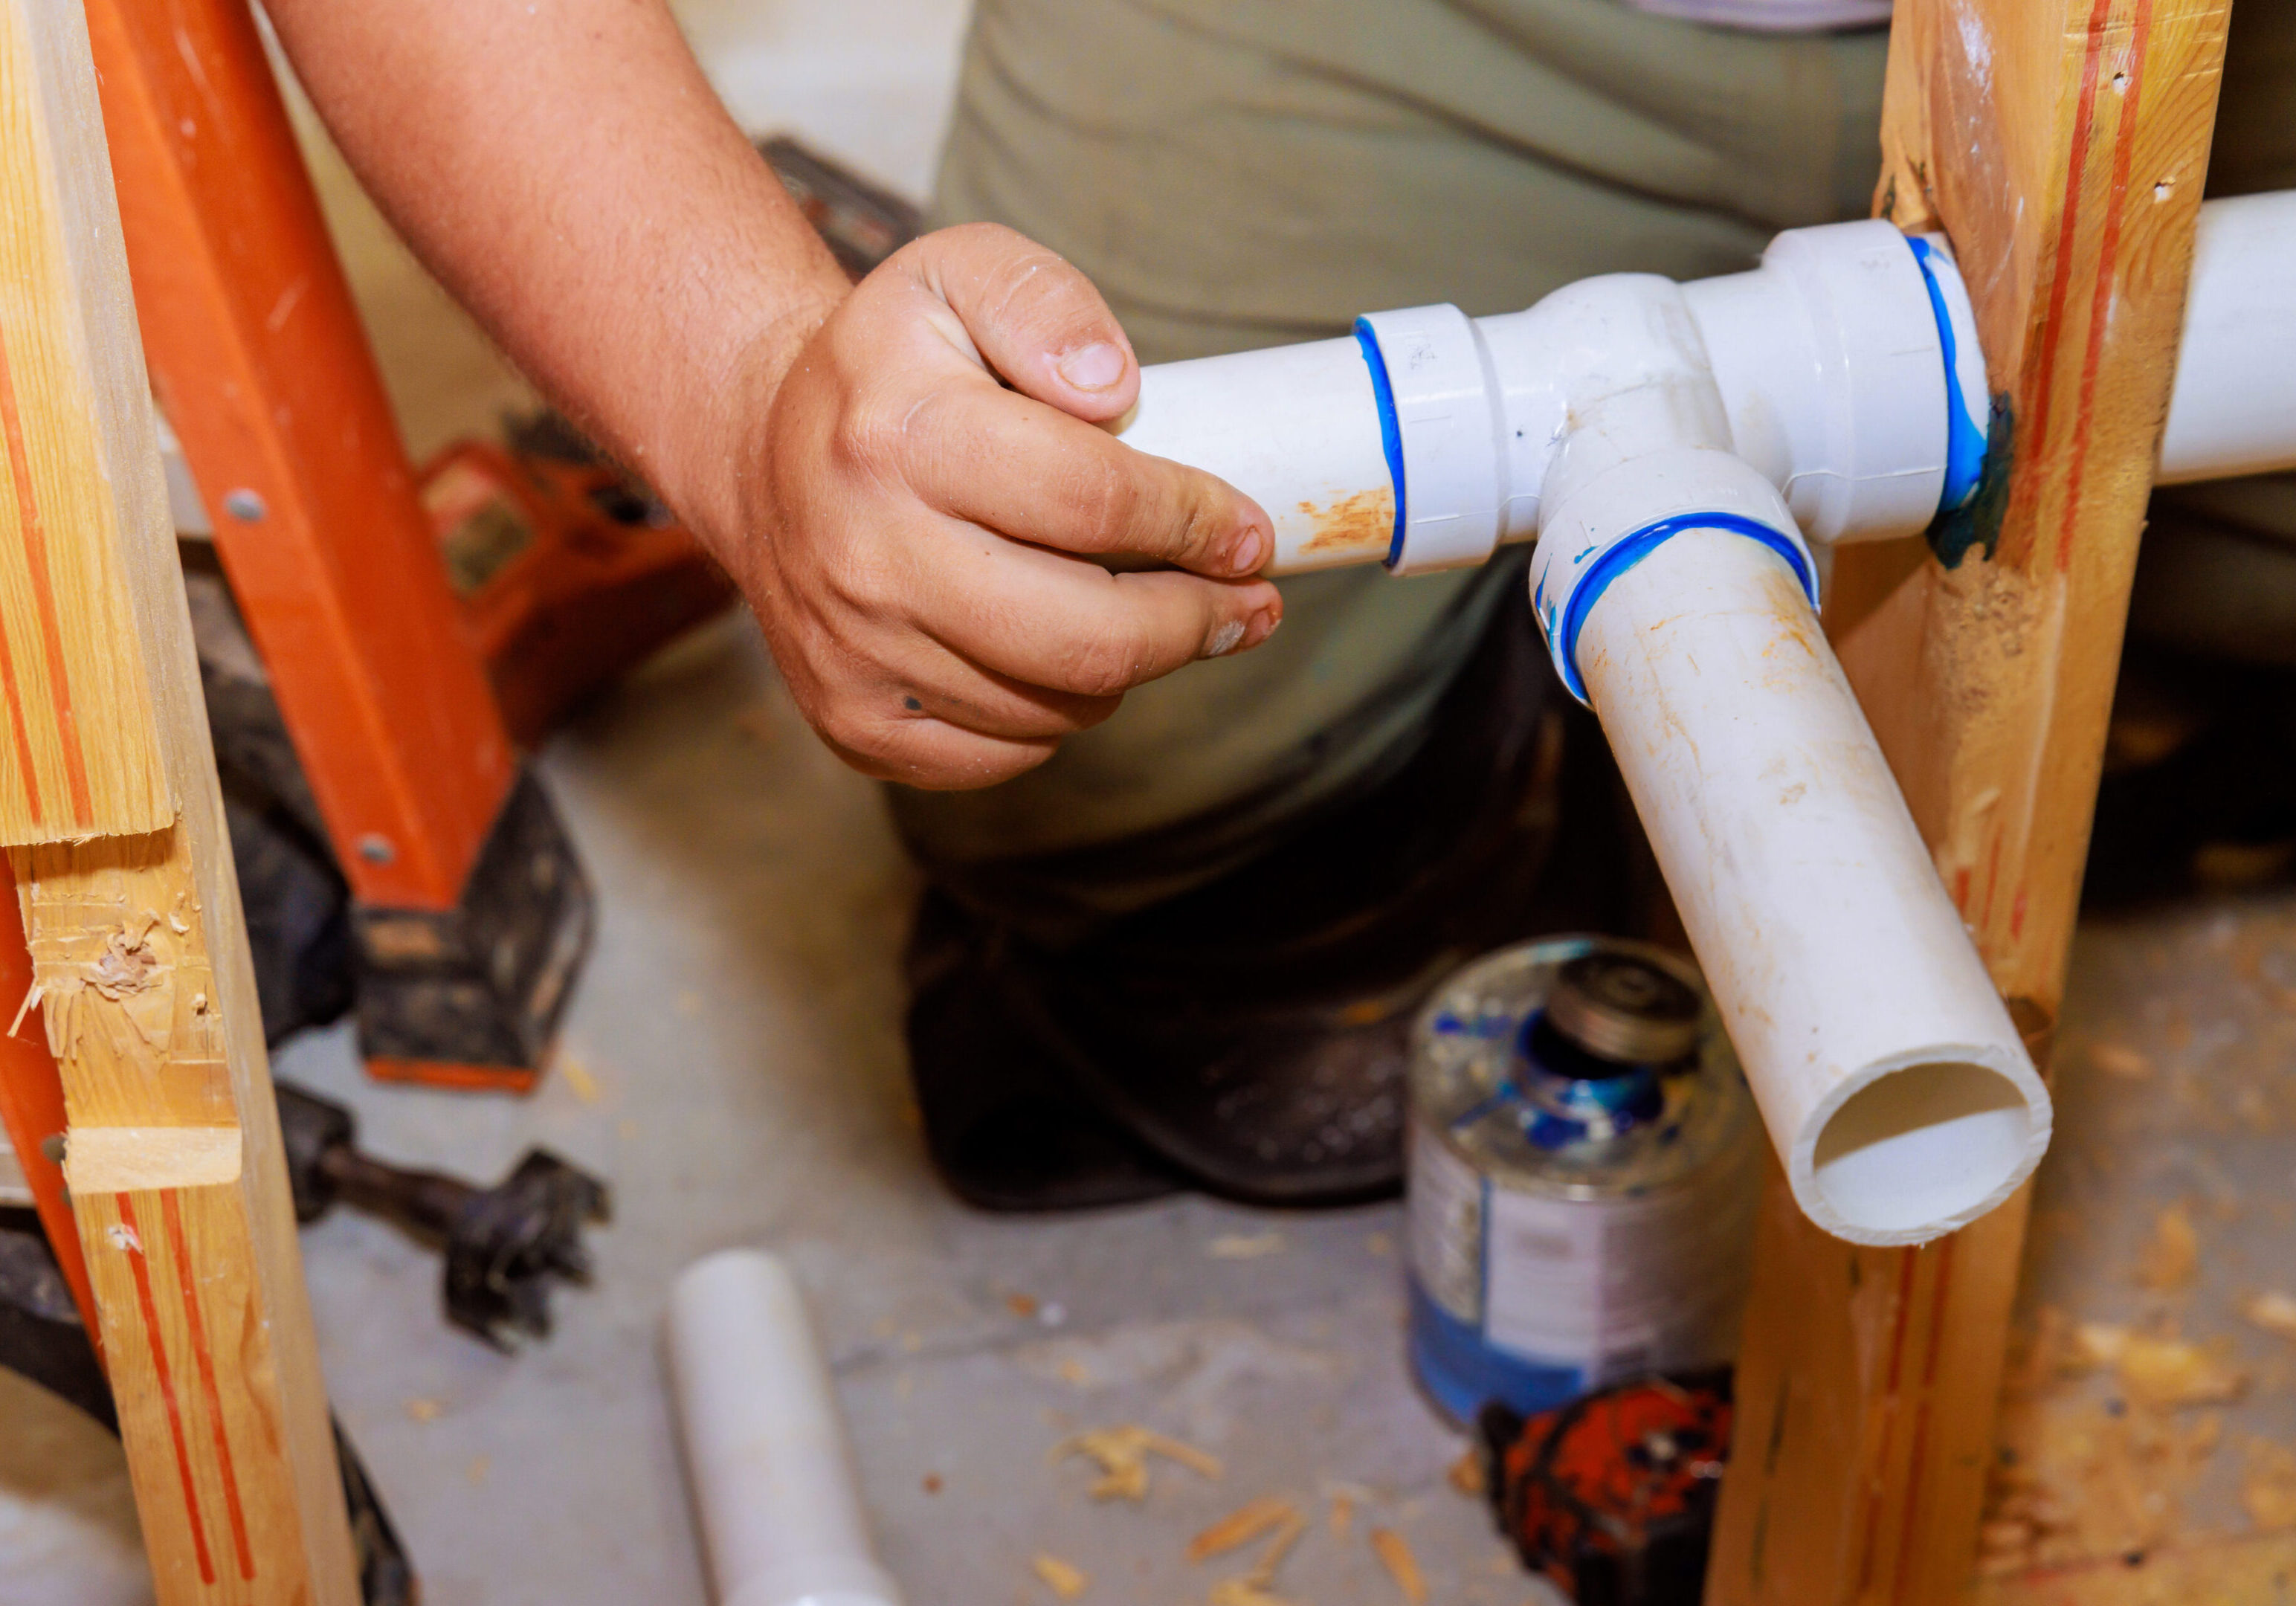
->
<box><xmin>7</xmin><ymin>6</ymin><xmax>2296</xmax><ymax>1604</ymax></box>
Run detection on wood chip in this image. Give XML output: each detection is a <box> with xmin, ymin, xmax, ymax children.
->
<box><xmin>1007</xmin><ymin>1291</ymin><xmax>1040</xmax><ymax>1318</ymax></box>
<box><xmin>2135</xmin><ymin>1203</ymin><xmax>2199</xmax><ymax>1290</ymax></box>
<box><xmin>2087</xmin><ymin>1042</ymin><xmax>2154</xmax><ymax>1081</ymax></box>
<box><xmin>2078</xmin><ymin>1323</ymin><xmax>2248</xmax><ymax>1407</ymax></box>
<box><xmin>1446</xmin><ymin>1449</ymin><xmax>1486</xmax><ymax>1497</ymax></box>
<box><xmin>404</xmin><ymin>1396</ymin><xmax>445</xmax><ymax>1423</ymax></box>
<box><xmin>1053</xmin><ymin>1425</ymin><xmax>1224</xmax><ymax>1500</ymax></box>
<box><xmin>1189</xmin><ymin>1497</ymin><xmax>1300</xmax><ymax>1563</ymax></box>
<box><xmin>1248</xmin><ymin>1512</ymin><xmax>1306</xmax><ymax>1585</ymax></box>
<box><xmin>2244</xmin><ymin>1439</ymin><xmax>2296</xmax><ymax>1532</ymax></box>
<box><xmin>2242</xmin><ymin>1291</ymin><xmax>2296</xmax><ymax>1341</ymax></box>
<box><xmin>1207</xmin><ymin>1232</ymin><xmax>1285</xmax><ymax>1260</ymax></box>
<box><xmin>1370</xmin><ymin>1528</ymin><xmax>1428</xmax><ymax>1606</ymax></box>
<box><xmin>1033</xmin><ymin>1554</ymin><xmax>1090</xmax><ymax>1600</ymax></box>
<box><xmin>558</xmin><ymin>1057</ymin><xmax>602</xmax><ymax>1103</ymax></box>
<box><xmin>2119</xmin><ymin>1335</ymin><xmax>2246</xmax><ymax>1408</ymax></box>
<box><xmin>1203</xmin><ymin>1504</ymin><xmax>1307</xmax><ymax>1606</ymax></box>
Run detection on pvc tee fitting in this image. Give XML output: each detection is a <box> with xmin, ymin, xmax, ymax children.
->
<box><xmin>1118</xmin><ymin>218</ymin><xmax>1992</xmax><ymax>587</ymax></box>
<box><xmin>1118</xmin><ymin>219</ymin><xmax>2051</xmax><ymax>1248</ymax></box>
<box><xmin>665</xmin><ymin>1251</ymin><xmax>903</xmax><ymax>1606</ymax></box>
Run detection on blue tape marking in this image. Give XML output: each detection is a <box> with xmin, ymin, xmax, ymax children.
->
<box><xmin>1554</xmin><ymin>512</ymin><xmax>1817</xmax><ymax>701</ymax></box>
<box><xmin>1353</xmin><ymin>317</ymin><xmax>1408</xmax><ymax>567</ymax></box>
<box><xmin>1908</xmin><ymin>236</ymin><xmax>1987</xmax><ymax>516</ymax></box>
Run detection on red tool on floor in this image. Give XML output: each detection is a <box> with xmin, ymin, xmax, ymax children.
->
<box><xmin>1478</xmin><ymin>1373</ymin><xmax>1734</xmax><ymax>1606</ymax></box>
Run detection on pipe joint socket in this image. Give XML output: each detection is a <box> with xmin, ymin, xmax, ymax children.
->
<box><xmin>1529</xmin><ymin>451</ymin><xmax>1818</xmax><ymax>703</ymax></box>
<box><xmin>1353</xmin><ymin>305</ymin><xmax>1509</xmax><ymax>575</ymax></box>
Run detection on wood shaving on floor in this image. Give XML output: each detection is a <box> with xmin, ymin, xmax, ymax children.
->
<box><xmin>2086</xmin><ymin>1041</ymin><xmax>2155</xmax><ymax>1081</ymax></box>
<box><xmin>557</xmin><ymin>1056</ymin><xmax>603</xmax><ymax>1103</ymax></box>
<box><xmin>1204</xmin><ymin>1502</ymin><xmax>1307</xmax><ymax>1606</ymax></box>
<box><xmin>1370</xmin><ymin>1529</ymin><xmax>1427</xmax><ymax>1606</ymax></box>
<box><xmin>1188</xmin><ymin>1496</ymin><xmax>1301</xmax><ymax>1563</ymax></box>
<box><xmin>2135</xmin><ymin>1203</ymin><xmax>2199</xmax><ymax>1291</ymax></box>
<box><xmin>1052</xmin><ymin>1424</ymin><xmax>1224</xmax><ymax>1500</ymax></box>
<box><xmin>2077</xmin><ymin>1324</ymin><xmax>2248</xmax><ymax>1408</ymax></box>
<box><xmin>1205</xmin><ymin>1578</ymin><xmax>1292</xmax><ymax>1606</ymax></box>
<box><xmin>2242</xmin><ymin>1291</ymin><xmax>2296</xmax><ymax>1341</ymax></box>
<box><xmin>1983</xmin><ymin>1309</ymin><xmax>2242</xmax><ymax>1575</ymax></box>
<box><xmin>1032</xmin><ymin>1553</ymin><xmax>1090</xmax><ymax>1600</ymax></box>
<box><xmin>2245</xmin><ymin>1439</ymin><xmax>2296</xmax><ymax>1532</ymax></box>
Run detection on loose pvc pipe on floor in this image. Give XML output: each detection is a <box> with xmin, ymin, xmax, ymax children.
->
<box><xmin>666</xmin><ymin>1250</ymin><xmax>903</xmax><ymax>1606</ymax></box>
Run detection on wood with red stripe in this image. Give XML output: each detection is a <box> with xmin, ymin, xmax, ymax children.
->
<box><xmin>0</xmin><ymin>1</ymin><xmax>358</xmax><ymax>1599</ymax></box>
<box><xmin>0</xmin><ymin>0</ymin><xmax>170</xmax><ymax>842</ymax></box>
<box><xmin>1709</xmin><ymin>1</ymin><xmax>2230</xmax><ymax>1602</ymax></box>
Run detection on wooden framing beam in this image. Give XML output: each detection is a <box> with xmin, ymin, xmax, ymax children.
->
<box><xmin>0</xmin><ymin>0</ymin><xmax>358</xmax><ymax>1599</ymax></box>
<box><xmin>1707</xmin><ymin>3</ymin><xmax>2231</xmax><ymax>1603</ymax></box>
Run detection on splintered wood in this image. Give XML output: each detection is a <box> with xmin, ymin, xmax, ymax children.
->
<box><xmin>21</xmin><ymin>832</ymin><xmax>232</xmax><ymax>1156</ymax></box>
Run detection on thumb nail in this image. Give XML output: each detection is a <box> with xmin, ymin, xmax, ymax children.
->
<box><xmin>1057</xmin><ymin>341</ymin><xmax>1126</xmax><ymax>390</ymax></box>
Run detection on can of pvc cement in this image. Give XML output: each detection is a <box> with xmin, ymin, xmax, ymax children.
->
<box><xmin>1405</xmin><ymin>936</ymin><xmax>1761</xmax><ymax>1425</ymax></box>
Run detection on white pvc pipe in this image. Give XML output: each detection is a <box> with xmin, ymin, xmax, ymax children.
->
<box><xmin>2157</xmin><ymin>189</ymin><xmax>2296</xmax><ymax>485</ymax></box>
<box><xmin>1521</xmin><ymin>275</ymin><xmax>2046</xmax><ymax>1247</ymax></box>
<box><xmin>1574</xmin><ymin>525</ymin><xmax>2048</xmax><ymax>1242</ymax></box>
<box><xmin>1117</xmin><ymin>219</ymin><xmax>1981</xmax><ymax>578</ymax></box>
<box><xmin>1123</xmin><ymin>335</ymin><xmax>1395</xmax><ymax>573</ymax></box>
<box><xmin>665</xmin><ymin>1250</ymin><xmax>903</xmax><ymax>1606</ymax></box>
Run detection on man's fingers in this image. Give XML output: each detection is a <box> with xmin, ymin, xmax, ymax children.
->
<box><xmin>857</xmin><ymin>636</ymin><xmax>1125</xmax><ymax>743</ymax></box>
<box><xmin>819</xmin><ymin>715</ymin><xmax>1060</xmax><ymax>791</ymax></box>
<box><xmin>903</xmin><ymin>524</ymin><xmax>1283</xmax><ymax>697</ymax></box>
<box><xmin>906</xmin><ymin>223</ymin><xmax>1142</xmax><ymax>425</ymax></box>
<box><xmin>897</xmin><ymin>388</ymin><xmax>1271</xmax><ymax>577</ymax></box>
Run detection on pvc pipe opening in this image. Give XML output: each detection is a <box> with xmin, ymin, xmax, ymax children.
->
<box><xmin>1808</xmin><ymin>1060</ymin><xmax>2039</xmax><ymax>1241</ymax></box>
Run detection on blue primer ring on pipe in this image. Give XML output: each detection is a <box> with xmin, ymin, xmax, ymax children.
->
<box><xmin>1907</xmin><ymin>236</ymin><xmax>1987</xmax><ymax>516</ymax></box>
<box><xmin>1352</xmin><ymin>317</ymin><xmax>1408</xmax><ymax>566</ymax></box>
<box><xmin>1554</xmin><ymin>512</ymin><xmax>1818</xmax><ymax>703</ymax></box>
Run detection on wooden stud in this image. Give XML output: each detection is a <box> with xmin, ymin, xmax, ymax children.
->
<box><xmin>1706</xmin><ymin>3</ymin><xmax>2231</xmax><ymax>1604</ymax></box>
<box><xmin>0</xmin><ymin>1</ymin><xmax>359</xmax><ymax>1599</ymax></box>
<box><xmin>0</xmin><ymin>0</ymin><xmax>170</xmax><ymax>842</ymax></box>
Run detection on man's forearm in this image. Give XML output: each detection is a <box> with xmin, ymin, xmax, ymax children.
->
<box><xmin>262</xmin><ymin>0</ymin><xmax>849</xmax><ymax>537</ymax></box>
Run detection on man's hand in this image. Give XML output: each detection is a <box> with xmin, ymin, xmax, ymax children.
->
<box><xmin>718</xmin><ymin>225</ymin><xmax>1282</xmax><ymax>789</ymax></box>
<box><xmin>265</xmin><ymin>0</ymin><xmax>1277</xmax><ymax>789</ymax></box>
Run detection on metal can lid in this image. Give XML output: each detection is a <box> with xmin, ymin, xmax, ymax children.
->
<box><xmin>1546</xmin><ymin>952</ymin><xmax>1702</xmax><ymax>1065</ymax></box>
